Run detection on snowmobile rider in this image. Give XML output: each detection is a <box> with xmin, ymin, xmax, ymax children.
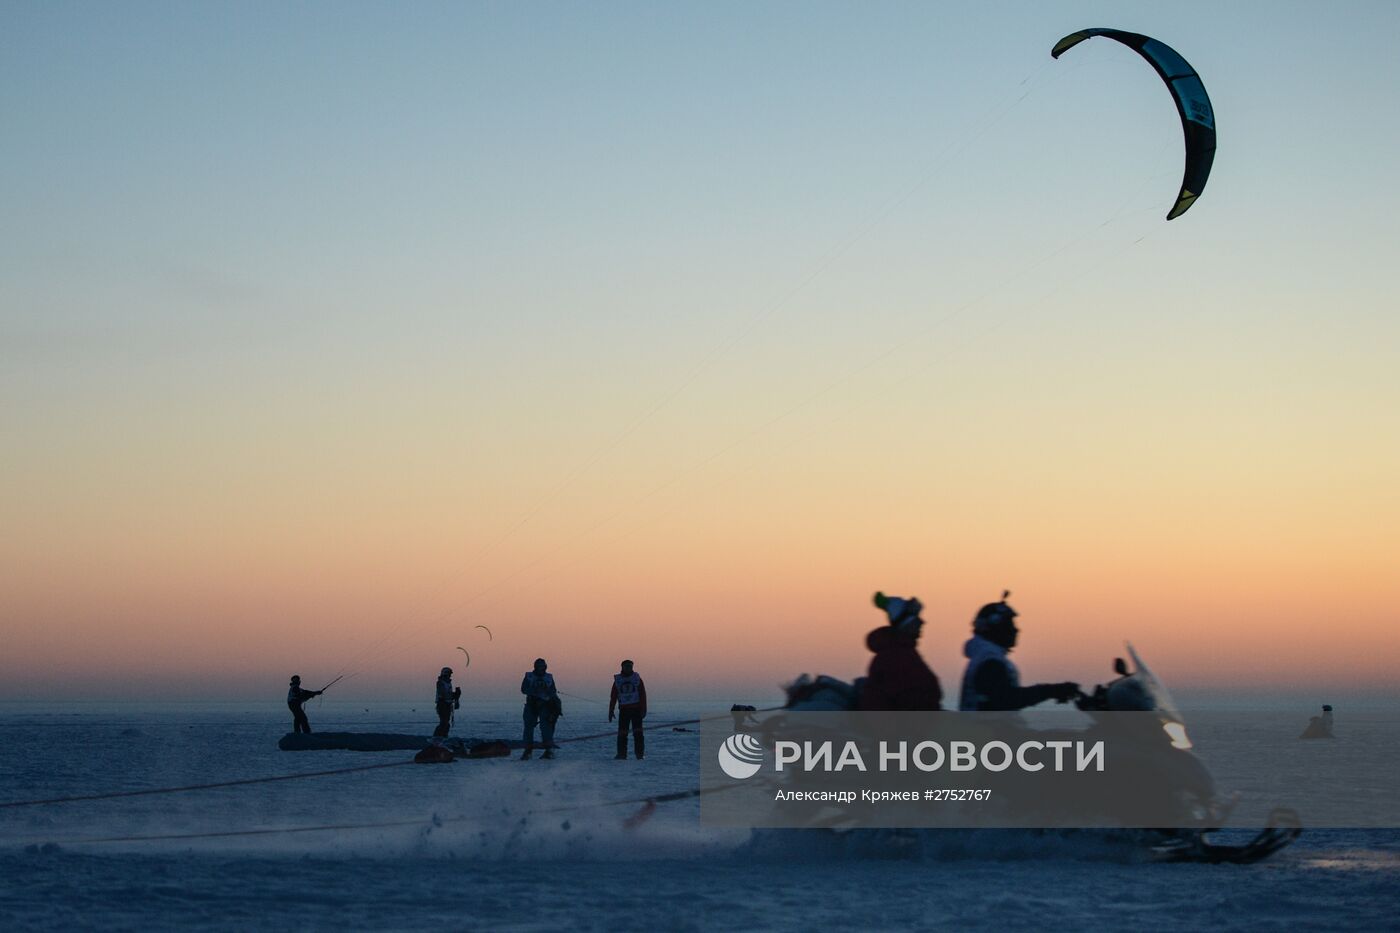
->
<box><xmin>608</xmin><ymin>659</ymin><xmax>647</xmax><ymax>760</ymax></box>
<box><xmin>521</xmin><ymin>658</ymin><xmax>560</xmax><ymax>759</ymax></box>
<box><xmin>856</xmin><ymin>592</ymin><xmax>943</xmax><ymax>711</ymax></box>
<box><xmin>434</xmin><ymin>667</ymin><xmax>461</xmax><ymax>738</ymax></box>
<box><xmin>958</xmin><ymin>592</ymin><xmax>1079</xmax><ymax>711</ymax></box>
<box><xmin>287</xmin><ymin>675</ymin><xmax>323</xmax><ymax>734</ymax></box>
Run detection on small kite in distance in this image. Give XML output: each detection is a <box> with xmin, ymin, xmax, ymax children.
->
<box><xmin>456</xmin><ymin>647</ymin><xmax>471</xmax><ymax>668</ymax></box>
<box><xmin>475</xmin><ymin>625</ymin><xmax>493</xmax><ymax>641</ymax></box>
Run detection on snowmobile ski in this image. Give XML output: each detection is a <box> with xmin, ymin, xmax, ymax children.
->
<box><xmin>1150</xmin><ymin>808</ymin><xmax>1302</xmax><ymax>864</ymax></box>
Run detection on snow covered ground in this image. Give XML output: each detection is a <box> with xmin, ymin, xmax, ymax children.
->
<box><xmin>2</xmin><ymin>703</ymin><xmax>1397</xmax><ymax>931</ymax></box>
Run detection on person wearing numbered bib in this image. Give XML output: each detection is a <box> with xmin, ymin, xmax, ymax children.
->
<box><xmin>521</xmin><ymin>658</ymin><xmax>560</xmax><ymax>759</ymax></box>
<box><xmin>608</xmin><ymin>659</ymin><xmax>647</xmax><ymax>760</ymax></box>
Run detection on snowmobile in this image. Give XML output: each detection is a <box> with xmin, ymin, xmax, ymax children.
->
<box><xmin>1065</xmin><ymin>645</ymin><xmax>1301</xmax><ymax>863</ymax></box>
<box><xmin>758</xmin><ymin>645</ymin><xmax>1301</xmax><ymax>864</ymax></box>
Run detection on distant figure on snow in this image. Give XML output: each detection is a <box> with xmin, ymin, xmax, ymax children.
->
<box><xmin>857</xmin><ymin>593</ymin><xmax>943</xmax><ymax>711</ymax></box>
<box><xmin>287</xmin><ymin>675</ymin><xmax>323</xmax><ymax>734</ymax></box>
<box><xmin>609</xmin><ymin>659</ymin><xmax>647</xmax><ymax>759</ymax></box>
<box><xmin>958</xmin><ymin>592</ymin><xmax>1079</xmax><ymax>711</ymax></box>
<box><xmin>521</xmin><ymin>658</ymin><xmax>561</xmax><ymax>759</ymax></box>
<box><xmin>1300</xmin><ymin>704</ymin><xmax>1335</xmax><ymax>739</ymax></box>
<box><xmin>434</xmin><ymin>667</ymin><xmax>461</xmax><ymax>738</ymax></box>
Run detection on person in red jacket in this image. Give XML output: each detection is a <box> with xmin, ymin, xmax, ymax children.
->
<box><xmin>856</xmin><ymin>592</ymin><xmax>943</xmax><ymax>711</ymax></box>
<box><xmin>608</xmin><ymin>659</ymin><xmax>647</xmax><ymax>760</ymax></box>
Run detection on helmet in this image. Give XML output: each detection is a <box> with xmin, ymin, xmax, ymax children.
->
<box><xmin>973</xmin><ymin>590</ymin><xmax>1018</xmax><ymax>640</ymax></box>
<box><xmin>290</xmin><ymin>675</ymin><xmax>301</xmax><ymax>684</ymax></box>
<box><xmin>440</xmin><ymin>667</ymin><xmax>452</xmax><ymax>677</ymax></box>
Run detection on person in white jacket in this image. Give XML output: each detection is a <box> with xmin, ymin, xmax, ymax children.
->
<box><xmin>958</xmin><ymin>593</ymin><xmax>1078</xmax><ymax>712</ymax></box>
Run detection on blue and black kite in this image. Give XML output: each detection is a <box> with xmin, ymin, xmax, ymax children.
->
<box><xmin>1052</xmin><ymin>29</ymin><xmax>1216</xmax><ymax>220</ymax></box>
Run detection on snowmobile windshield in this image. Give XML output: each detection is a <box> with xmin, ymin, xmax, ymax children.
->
<box><xmin>1126</xmin><ymin>643</ymin><xmax>1184</xmax><ymax>724</ymax></box>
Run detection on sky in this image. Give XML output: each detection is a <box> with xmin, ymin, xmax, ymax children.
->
<box><xmin>2</xmin><ymin>2</ymin><xmax>1397</xmax><ymax>704</ymax></box>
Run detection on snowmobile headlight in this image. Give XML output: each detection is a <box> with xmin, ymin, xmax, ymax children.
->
<box><xmin>1162</xmin><ymin>721</ymin><xmax>1192</xmax><ymax>750</ymax></box>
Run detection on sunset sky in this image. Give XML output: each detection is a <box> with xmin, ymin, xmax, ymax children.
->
<box><xmin>3</xmin><ymin>2</ymin><xmax>1397</xmax><ymax>703</ymax></box>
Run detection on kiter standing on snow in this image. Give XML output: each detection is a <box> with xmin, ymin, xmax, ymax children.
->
<box><xmin>521</xmin><ymin>658</ymin><xmax>560</xmax><ymax>759</ymax></box>
<box><xmin>287</xmin><ymin>675</ymin><xmax>323</xmax><ymax>734</ymax></box>
<box><xmin>608</xmin><ymin>659</ymin><xmax>647</xmax><ymax>759</ymax></box>
<box><xmin>958</xmin><ymin>592</ymin><xmax>1079</xmax><ymax>711</ymax></box>
<box><xmin>434</xmin><ymin>667</ymin><xmax>461</xmax><ymax>738</ymax></box>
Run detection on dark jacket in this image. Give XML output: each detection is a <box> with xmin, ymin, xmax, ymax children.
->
<box><xmin>856</xmin><ymin>627</ymin><xmax>943</xmax><ymax>711</ymax></box>
<box><xmin>287</xmin><ymin>686</ymin><xmax>319</xmax><ymax>706</ymax></box>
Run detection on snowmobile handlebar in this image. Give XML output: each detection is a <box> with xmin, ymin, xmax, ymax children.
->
<box><xmin>1074</xmin><ymin>683</ymin><xmax>1113</xmax><ymax>711</ymax></box>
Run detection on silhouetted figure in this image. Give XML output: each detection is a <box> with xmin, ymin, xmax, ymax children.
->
<box><xmin>521</xmin><ymin>658</ymin><xmax>560</xmax><ymax>759</ymax></box>
<box><xmin>434</xmin><ymin>667</ymin><xmax>460</xmax><ymax>738</ymax></box>
<box><xmin>730</xmin><ymin>704</ymin><xmax>759</xmax><ymax>731</ymax></box>
<box><xmin>958</xmin><ymin>592</ymin><xmax>1079</xmax><ymax>711</ymax></box>
<box><xmin>856</xmin><ymin>593</ymin><xmax>943</xmax><ymax>711</ymax></box>
<box><xmin>287</xmin><ymin>675</ymin><xmax>322</xmax><ymax>734</ymax></box>
<box><xmin>1300</xmin><ymin>704</ymin><xmax>1335</xmax><ymax>739</ymax></box>
<box><xmin>609</xmin><ymin>659</ymin><xmax>647</xmax><ymax>759</ymax></box>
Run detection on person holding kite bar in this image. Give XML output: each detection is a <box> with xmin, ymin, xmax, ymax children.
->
<box><xmin>286</xmin><ymin>675</ymin><xmax>323</xmax><ymax>734</ymax></box>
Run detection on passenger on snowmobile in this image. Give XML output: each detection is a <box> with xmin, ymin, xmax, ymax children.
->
<box><xmin>958</xmin><ymin>592</ymin><xmax>1078</xmax><ymax>711</ymax></box>
<box><xmin>856</xmin><ymin>592</ymin><xmax>943</xmax><ymax>711</ymax></box>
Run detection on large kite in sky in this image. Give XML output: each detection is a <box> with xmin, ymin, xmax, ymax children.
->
<box><xmin>1052</xmin><ymin>28</ymin><xmax>1216</xmax><ymax>220</ymax></box>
